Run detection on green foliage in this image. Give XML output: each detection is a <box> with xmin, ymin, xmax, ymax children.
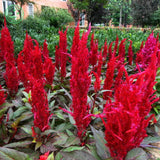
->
<box><xmin>151</xmin><ymin>9</ymin><xmax>160</xmax><ymax>26</ymax></box>
<box><xmin>106</xmin><ymin>0</ymin><xmax>132</xmax><ymax>26</ymax></box>
<box><xmin>69</xmin><ymin>0</ymin><xmax>109</xmax><ymax>24</ymax></box>
<box><xmin>36</xmin><ymin>7</ymin><xmax>73</xmax><ymax>28</ymax></box>
<box><xmin>125</xmin><ymin>148</ymin><xmax>148</xmax><ymax>160</ymax></box>
<box><xmin>22</xmin><ymin>16</ymin><xmax>50</xmax><ymax>33</ymax></box>
<box><xmin>131</xmin><ymin>0</ymin><xmax>160</xmax><ymax>27</ymax></box>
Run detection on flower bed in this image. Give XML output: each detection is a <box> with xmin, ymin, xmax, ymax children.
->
<box><xmin>0</xmin><ymin>19</ymin><xmax>160</xmax><ymax>160</ymax></box>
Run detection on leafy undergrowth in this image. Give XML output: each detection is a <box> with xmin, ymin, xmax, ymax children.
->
<box><xmin>0</xmin><ymin>19</ymin><xmax>160</xmax><ymax>160</ymax></box>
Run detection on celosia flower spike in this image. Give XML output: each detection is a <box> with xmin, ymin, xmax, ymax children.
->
<box><xmin>70</xmin><ymin>28</ymin><xmax>91</xmax><ymax>142</ymax></box>
<box><xmin>42</xmin><ymin>39</ymin><xmax>49</xmax><ymax>59</ymax></box>
<box><xmin>103</xmin><ymin>57</ymin><xmax>116</xmax><ymax>101</ymax></box>
<box><xmin>0</xmin><ymin>85</ymin><xmax>6</xmax><ymax>105</ymax></box>
<box><xmin>31</xmin><ymin>79</ymin><xmax>50</xmax><ymax>132</ymax></box>
<box><xmin>43</xmin><ymin>57</ymin><xmax>55</xmax><ymax>85</ymax></box>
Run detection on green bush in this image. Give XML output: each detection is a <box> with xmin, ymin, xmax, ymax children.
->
<box><xmin>22</xmin><ymin>16</ymin><xmax>50</xmax><ymax>33</ymax></box>
<box><xmin>36</xmin><ymin>7</ymin><xmax>73</xmax><ymax>28</ymax></box>
<box><xmin>151</xmin><ymin>9</ymin><xmax>160</xmax><ymax>27</ymax></box>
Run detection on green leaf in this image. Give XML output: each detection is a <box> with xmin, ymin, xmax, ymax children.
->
<box><xmin>66</xmin><ymin>129</ymin><xmax>74</xmax><ymax>136</ymax></box>
<box><xmin>68</xmin><ymin>113</ymin><xmax>75</xmax><ymax>125</ymax></box>
<box><xmin>21</xmin><ymin>125</ymin><xmax>32</xmax><ymax>135</ymax></box>
<box><xmin>22</xmin><ymin>91</ymin><xmax>29</xmax><ymax>99</ymax></box>
<box><xmin>0</xmin><ymin>147</ymin><xmax>28</xmax><ymax>160</ymax></box>
<box><xmin>0</xmin><ymin>107</ymin><xmax>8</xmax><ymax>118</ymax></box>
<box><xmin>60</xmin><ymin>150</ymin><xmax>97</xmax><ymax>160</ymax></box>
<box><xmin>4</xmin><ymin>141</ymin><xmax>32</xmax><ymax>148</ymax></box>
<box><xmin>53</xmin><ymin>133</ymin><xmax>68</xmax><ymax>146</ymax></box>
<box><xmin>35</xmin><ymin>141</ymin><xmax>42</xmax><ymax>151</ymax></box>
<box><xmin>55</xmin><ymin>152</ymin><xmax>63</xmax><ymax>160</ymax></box>
<box><xmin>41</xmin><ymin>129</ymin><xmax>57</xmax><ymax>136</ymax></box>
<box><xmin>125</xmin><ymin>148</ymin><xmax>148</xmax><ymax>160</ymax></box>
<box><xmin>47</xmin><ymin>152</ymin><xmax>54</xmax><ymax>160</ymax></box>
<box><xmin>13</xmin><ymin>106</ymin><xmax>28</xmax><ymax>119</ymax></box>
<box><xmin>141</xmin><ymin>136</ymin><xmax>160</xmax><ymax>145</ymax></box>
<box><xmin>62</xmin><ymin>146</ymin><xmax>84</xmax><ymax>152</ymax></box>
<box><xmin>55</xmin><ymin>111</ymin><xmax>65</xmax><ymax>120</ymax></box>
<box><xmin>91</xmin><ymin>126</ymin><xmax>110</xmax><ymax>159</ymax></box>
<box><xmin>86</xmin><ymin>144</ymin><xmax>102</xmax><ymax>160</ymax></box>
<box><xmin>63</xmin><ymin>136</ymin><xmax>80</xmax><ymax>147</ymax></box>
<box><xmin>49</xmin><ymin>100</ymin><xmax>55</xmax><ymax>109</ymax></box>
<box><xmin>40</xmin><ymin>142</ymin><xmax>57</xmax><ymax>154</ymax></box>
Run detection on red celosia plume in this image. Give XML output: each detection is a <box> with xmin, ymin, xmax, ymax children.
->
<box><xmin>70</xmin><ymin>26</ymin><xmax>91</xmax><ymax>141</ymax></box>
<box><xmin>31</xmin><ymin>79</ymin><xmax>50</xmax><ymax>132</ymax></box>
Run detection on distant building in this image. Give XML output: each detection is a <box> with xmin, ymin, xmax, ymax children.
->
<box><xmin>0</xmin><ymin>0</ymin><xmax>68</xmax><ymax>18</ymax></box>
<box><xmin>0</xmin><ymin>0</ymin><xmax>87</xmax><ymax>26</ymax></box>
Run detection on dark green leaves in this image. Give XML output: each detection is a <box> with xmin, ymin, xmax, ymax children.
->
<box><xmin>91</xmin><ymin>126</ymin><xmax>110</xmax><ymax>159</ymax></box>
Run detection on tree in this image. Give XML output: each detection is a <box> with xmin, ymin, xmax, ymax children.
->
<box><xmin>68</xmin><ymin>0</ymin><xmax>109</xmax><ymax>25</ymax></box>
<box><xmin>105</xmin><ymin>0</ymin><xmax>132</xmax><ymax>26</ymax></box>
<box><xmin>10</xmin><ymin>0</ymin><xmax>33</xmax><ymax>19</ymax></box>
<box><xmin>131</xmin><ymin>0</ymin><xmax>159</xmax><ymax>27</ymax></box>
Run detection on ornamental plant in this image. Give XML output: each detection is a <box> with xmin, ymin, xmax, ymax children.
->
<box><xmin>70</xmin><ymin>24</ymin><xmax>91</xmax><ymax>142</ymax></box>
<box><xmin>0</xmin><ymin>19</ymin><xmax>160</xmax><ymax>160</ymax></box>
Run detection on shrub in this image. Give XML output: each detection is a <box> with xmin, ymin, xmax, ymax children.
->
<box><xmin>37</xmin><ymin>7</ymin><xmax>73</xmax><ymax>28</ymax></box>
<box><xmin>22</xmin><ymin>16</ymin><xmax>50</xmax><ymax>33</ymax></box>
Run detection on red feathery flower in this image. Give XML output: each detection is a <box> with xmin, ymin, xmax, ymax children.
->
<box><xmin>0</xmin><ymin>18</ymin><xmax>15</xmax><ymax>64</ymax></box>
<box><xmin>103</xmin><ymin>57</ymin><xmax>116</xmax><ymax>101</ymax></box>
<box><xmin>70</xmin><ymin>29</ymin><xmax>91</xmax><ymax>141</ymax></box>
<box><xmin>96</xmin><ymin>51</ymin><xmax>103</xmax><ymax>77</ymax></box>
<box><xmin>118</xmin><ymin>39</ymin><xmax>126</xmax><ymax>64</ymax></box>
<box><xmin>39</xmin><ymin>152</ymin><xmax>49</xmax><ymax>160</ymax></box>
<box><xmin>31</xmin><ymin>79</ymin><xmax>50</xmax><ymax>132</ymax></box>
<box><xmin>55</xmin><ymin>45</ymin><xmax>60</xmax><ymax>70</ymax></box>
<box><xmin>102</xmin><ymin>40</ymin><xmax>108</xmax><ymax>64</ymax></box>
<box><xmin>22</xmin><ymin>33</ymin><xmax>34</xmax><ymax>70</ymax></box>
<box><xmin>5</xmin><ymin>63</ymin><xmax>19</xmax><ymax>95</ymax></box>
<box><xmin>43</xmin><ymin>57</ymin><xmax>55</xmax><ymax>85</ymax></box>
<box><xmin>113</xmin><ymin>36</ymin><xmax>119</xmax><ymax>57</ymax></box>
<box><xmin>103</xmin><ymin>103</ymin><xmax>150</xmax><ymax>159</ymax></box>
<box><xmin>102</xmin><ymin>52</ymin><xmax>158</xmax><ymax>159</ymax></box>
<box><xmin>71</xmin><ymin>22</ymin><xmax>80</xmax><ymax>57</ymax></box>
<box><xmin>58</xmin><ymin>29</ymin><xmax>68</xmax><ymax>79</ymax></box>
<box><xmin>108</xmin><ymin>42</ymin><xmax>114</xmax><ymax>60</ymax></box>
<box><xmin>89</xmin><ymin>33</ymin><xmax>98</xmax><ymax>67</ymax></box>
<box><xmin>92</xmin><ymin>71</ymin><xmax>101</xmax><ymax>93</ymax></box>
<box><xmin>42</xmin><ymin>39</ymin><xmax>49</xmax><ymax>59</ymax></box>
<box><xmin>17</xmin><ymin>52</ymin><xmax>29</xmax><ymax>88</ymax></box>
<box><xmin>136</xmin><ymin>33</ymin><xmax>157</xmax><ymax>69</ymax></box>
<box><xmin>31</xmin><ymin>45</ymin><xmax>44</xmax><ymax>80</ymax></box>
<box><xmin>0</xmin><ymin>85</ymin><xmax>6</xmax><ymax>105</ymax></box>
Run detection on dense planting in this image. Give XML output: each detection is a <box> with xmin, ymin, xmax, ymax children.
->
<box><xmin>0</xmin><ymin>19</ymin><xmax>160</xmax><ymax>160</ymax></box>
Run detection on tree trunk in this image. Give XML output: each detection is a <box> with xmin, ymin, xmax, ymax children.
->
<box><xmin>119</xmin><ymin>5</ymin><xmax>122</xmax><ymax>27</ymax></box>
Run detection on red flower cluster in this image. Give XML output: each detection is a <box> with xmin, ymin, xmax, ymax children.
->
<box><xmin>17</xmin><ymin>34</ymin><xmax>55</xmax><ymax>90</ymax></box>
<box><xmin>136</xmin><ymin>33</ymin><xmax>157</xmax><ymax>69</ymax></box>
<box><xmin>70</xmin><ymin>25</ymin><xmax>91</xmax><ymax>141</ymax></box>
<box><xmin>39</xmin><ymin>152</ymin><xmax>49</xmax><ymax>160</ymax></box>
<box><xmin>102</xmin><ymin>51</ymin><xmax>158</xmax><ymax>159</ymax></box>
<box><xmin>55</xmin><ymin>29</ymin><xmax>68</xmax><ymax>80</ymax></box>
<box><xmin>31</xmin><ymin>79</ymin><xmax>50</xmax><ymax>132</ymax></box>
<box><xmin>17</xmin><ymin>34</ymin><xmax>54</xmax><ymax>131</ymax></box>
<box><xmin>0</xmin><ymin>18</ymin><xmax>18</xmax><ymax>95</ymax></box>
<box><xmin>89</xmin><ymin>33</ymin><xmax>98</xmax><ymax>67</ymax></box>
<box><xmin>103</xmin><ymin>57</ymin><xmax>116</xmax><ymax>101</ymax></box>
<box><xmin>0</xmin><ymin>85</ymin><xmax>6</xmax><ymax>105</ymax></box>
